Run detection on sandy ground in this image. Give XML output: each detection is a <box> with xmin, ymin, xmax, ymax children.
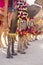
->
<box><xmin>0</xmin><ymin>40</ymin><xmax>43</xmax><ymax>65</ymax></box>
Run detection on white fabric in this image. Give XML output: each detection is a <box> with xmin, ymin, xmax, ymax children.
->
<box><xmin>1</xmin><ymin>32</ymin><xmax>6</xmax><ymax>47</ymax></box>
<box><xmin>14</xmin><ymin>41</ymin><xmax>18</xmax><ymax>51</ymax></box>
<box><xmin>37</xmin><ymin>34</ymin><xmax>43</xmax><ymax>40</ymax></box>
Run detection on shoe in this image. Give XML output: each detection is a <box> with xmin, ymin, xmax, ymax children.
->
<box><xmin>12</xmin><ymin>53</ymin><xmax>17</xmax><ymax>56</ymax></box>
<box><xmin>10</xmin><ymin>55</ymin><xmax>13</xmax><ymax>58</ymax></box>
<box><xmin>20</xmin><ymin>51</ymin><xmax>26</xmax><ymax>54</ymax></box>
<box><xmin>6</xmin><ymin>55</ymin><xmax>13</xmax><ymax>58</ymax></box>
<box><xmin>17</xmin><ymin>50</ymin><xmax>20</xmax><ymax>53</ymax></box>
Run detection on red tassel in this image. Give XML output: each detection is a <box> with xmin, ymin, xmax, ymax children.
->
<box><xmin>0</xmin><ymin>20</ymin><xmax>2</xmax><ymax>26</ymax></box>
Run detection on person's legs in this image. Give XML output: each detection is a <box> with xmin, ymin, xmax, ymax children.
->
<box><xmin>7</xmin><ymin>36</ymin><xmax>13</xmax><ymax>58</ymax></box>
<box><xmin>12</xmin><ymin>37</ymin><xmax>17</xmax><ymax>55</ymax></box>
<box><xmin>12</xmin><ymin>37</ymin><xmax>14</xmax><ymax>54</ymax></box>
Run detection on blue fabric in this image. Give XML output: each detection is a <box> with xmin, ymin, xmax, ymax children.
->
<box><xmin>8</xmin><ymin>0</ymin><xmax>14</xmax><ymax>11</ymax></box>
<box><xmin>9</xmin><ymin>0</ymin><xmax>13</xmax><ymax>8</ymax></box>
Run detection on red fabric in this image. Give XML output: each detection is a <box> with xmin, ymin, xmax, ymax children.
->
<box><xmin>25</xmin><ymin>27</ymin><xmax>28</xmax><ymax>31</ymax></box>
<box><xmin>0</xmin><ymin>0</ymin><xmax>17</xmax><ymax>7</ymax></box>
<box><xmin>16</xmin><ymin>29</ymin><xmax>19</xmax><ymax>34</ymax></box>
<box><xmin>22</xmin><ymin>17</ymin><xmax>27</xmax><ymax>21</ymax></box>
<box><xmin>36</xmin><ymin>30</ymin><xmax>41</xmax><ymax>34</ymax></box>
<box><xmin>0</xmin><ymin>0</ymin><xmax>5</xmax><ymax>8</ymax></box>
<box><xmin>30</xmin><ymin>26</ymin><xmax>36</xmax><ymax>34</ymax></box>
<box><xmin>16</xmin><ymin>28</ymin><xmax>26</xmax><ymax>35</ymax></box>
<box><xmin>22</xmin><ymin>30</ymin><xmax>26</xmax><ymax>35</ymax></box>
<box><xmin>0</xmin><ymin>20</ymin><xmax>2</xmax><ymax>26</ymax></box>
<box><xmin>16</xmin><ymin>28</ymin><xmax>22</xmax><ymax>35</ymax></box>
<box><xmin>29</xmin><ymin>17</ymin><xmax>34</xmax><ymax>20</ymax></box>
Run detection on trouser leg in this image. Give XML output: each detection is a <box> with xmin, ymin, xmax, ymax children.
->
<box><xmin>12</xmin><ymin>38</ymin><xmax>15</xmax><ymax>54</ymax></box>
<box><xmin>7</xmin><ymin>36</ymin><xmax>13</xmax><ymax>58</ymax></box>
<box><xmin>12</xmin><ymin>37</ymin><xmax>17</xmax><ymax>55</ymax></box>
<box><xmin>17</xmin><ymin>42</ymin><xmax>20</xmax><ymax>52</ymax></box>
<box><xmin>7</xmin><ymin>43</ymin><xmax>11</xmax><ymax>57</ymax></box>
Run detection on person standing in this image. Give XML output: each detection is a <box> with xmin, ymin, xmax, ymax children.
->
<box><xmin>7</xmin><ymin>0</ymin><xmax>18</xmax><ymax>58</ymax></box>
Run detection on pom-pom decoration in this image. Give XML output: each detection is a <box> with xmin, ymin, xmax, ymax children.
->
<box><xmin>17</xmin><ymin>0</ymin><xmax>28</xmax><ymax>22</ymax></box>
<box><xmin>16</xmin><ymin>0</ymin><xmax>28</xmax><ymax>35</ymax></box>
